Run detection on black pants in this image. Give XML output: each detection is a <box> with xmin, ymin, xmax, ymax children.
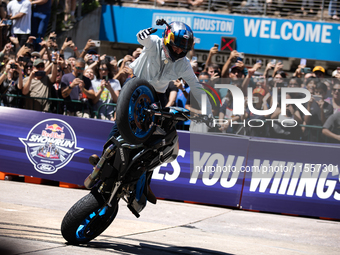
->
<box><xmin>15</xmin><ymin>34</ymin><xmax>29</xmax><ymax>47</ymax></box>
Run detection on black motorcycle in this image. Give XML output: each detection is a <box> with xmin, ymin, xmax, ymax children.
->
<box><xmin>60</xmin><ymin>78</ymin><xmax>211</xmax><ymax>244</ymax></box>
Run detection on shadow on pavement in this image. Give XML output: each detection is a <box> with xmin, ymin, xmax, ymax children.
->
<box><xmin>78</xmin><ymin>240</ymin><xmax>233</xmax><ymax>255</ymax></box>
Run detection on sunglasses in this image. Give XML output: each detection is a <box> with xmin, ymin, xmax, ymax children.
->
<box><xmin>99</xmin><ymin>68</ymin><xmax>108</xmax><ymax>71</ymax></box>
<box><xmin>75</xmin><ymin>66</ymin><xmax>85</xmax><ymax>70</ymax></box>
<box><xmin>57</xmin><ymin>69</ymin><xmax>62</xmax><ymax>72</ymax></box>
<box><xmin>36</xmin><ymin>64</ymin><xmax>45</xmax><ymax>69</ymax></box>
<box><xmin>333</xmin><ymin>89</ymin><xmax>340</xmax><ymax>92</ymax></box>
<box><xmin>199</xmin><ymin>79</ymin><xmax>209</xmax><ymax>83</ymax></box>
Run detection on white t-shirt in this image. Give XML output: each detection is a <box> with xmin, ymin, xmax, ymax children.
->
<box><xmin>7</xmin><ymin>0</ymin><xmax>31</xmax><ymax>34</ymax></box>
<box><xmin>92</xmin><ymin>78</ymin><xmax>121</xmax><ymax>118</ymax></box>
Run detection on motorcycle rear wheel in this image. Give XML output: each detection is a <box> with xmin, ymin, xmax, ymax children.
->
<box><xmin>116</xmin><ymin>78</ymin><xmax>157</xmax><ymax>144</ymax></box>
<box><xmin>61</xmin><ymin>192</ymin><xmax>118</xmax><ymax>244</ymax></box>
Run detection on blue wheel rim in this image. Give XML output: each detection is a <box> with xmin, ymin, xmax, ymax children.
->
<box><xmin>128</xmin><ymin>85</ymin><xmax>155</xmax><ymax>139</ymax></box>
<box><xmin>75</xmin><ymin>206</ymin><xmax>108</xmax><ymax>241</ymax></box>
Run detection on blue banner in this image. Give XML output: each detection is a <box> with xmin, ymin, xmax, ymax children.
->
<box><xmin>100</xmin><ymin>5</ymin><xmax>339</xmax><ymax>62</ymax></box>
<box><xmin>0</xmin><ymin>106</ymin><xmax>339</xmax><ymax>219</ymax></box>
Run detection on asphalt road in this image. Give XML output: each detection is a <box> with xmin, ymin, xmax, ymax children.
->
<box><xmin>0</xmin><ymin>180</ymin><xmax>339</xmax><ymax>255</ymax></box>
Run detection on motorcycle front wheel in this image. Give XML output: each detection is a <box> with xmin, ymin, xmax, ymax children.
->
<box><xmin>61</xmin><ymin>192</ymin><xmax>118</xmax><ymax>244</ymax></box>
<box><xmin>116</xmin><ymin>77</ymin><xmax>157</xmax><ymax>145</ymax></box>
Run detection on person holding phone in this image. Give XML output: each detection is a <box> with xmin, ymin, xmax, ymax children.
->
<box><xmin>22</xmin><ymin>58</ymin><xmax>57</xmax><ymax>111</ymax></box>
<box><xmin>91</xmin><ymin>61</ymin><xmax>121</xmax><ymax>120</ymax></box>
<box><xmin>61</xmin><ymin>58</ymin><xmax>95</xmax><ymax>118</ymax></box>
<box><xmin>303</xmin><ymin>82</ymin><xmax>333</xmax><ymax>141</ymax></box>
<box><xmin>0</xmin><ymin>59</ymin><xmax>24</xmax><ymax>107</ymax></box>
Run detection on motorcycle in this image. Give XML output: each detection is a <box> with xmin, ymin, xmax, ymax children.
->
<box><xmin>60</xmin><ymin>77</ymin><xmax>211</xmax><ymax>244</ymax></box>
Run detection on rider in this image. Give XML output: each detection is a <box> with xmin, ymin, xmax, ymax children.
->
<box><xmin>89</xmin><ymin>21</ymin><xmax>212</xmax><ymax>202</ymax></box>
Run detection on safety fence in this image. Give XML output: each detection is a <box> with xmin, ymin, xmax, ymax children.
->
<box><xmin>117</xmin><ymin>0</ymin><xmax>335</xmax><ymax>21</ymax></box>
<box><xmin>0</xmin><ymin>93</ymin><xmax>116</xmax><ymax>120</ymax></box>
<box><xmin>0</xmin><ymin>93</ymin><xmax>331</xmax><ymax>143</ymax></box>
<box><xmin>0</xmin><ymin>106</ymin><xmax>339</xmax><ymax>220</ymax></box>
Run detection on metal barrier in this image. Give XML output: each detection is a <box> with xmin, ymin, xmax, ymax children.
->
<box><xmin>0</xmin><ymin>93</ymin><xmax>332</xmax><ymax>143</ymax></box>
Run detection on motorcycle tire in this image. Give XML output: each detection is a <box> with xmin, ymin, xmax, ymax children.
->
<box><xmin>116</xmin><ymin>78</ymin><xmax>157</xmax><ymax>145</ymax></box>
<box><xmin>61</xmin><ymin>192</ymin><xmax>118</xmax><ymax>244</ymax></box>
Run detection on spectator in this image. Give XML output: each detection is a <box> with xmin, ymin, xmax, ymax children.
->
<box><xmin>50</xmin><ymin>65</ymin><xmax>64</xmax><ymax>114</ymax></box>
<box><xmin>329</xmin><ymin>0</ymin><xmax>340</xmax><ymax>19</ymax></box>
<box><xmin>22</xmin><ymin>58</ymin><xmax>57</xmax><ymax>111</ymax></box>
<box><xmin>64</xmin><ymin>0</ymin><xmax>77</xmax><ymax>28</ymax></box>
<box><xmin>60</xmin><ymin>58</ymin><xmax>95</xmax><ymax>118</ymax></box>
<box><xmin>164</xmin><ymin>80</ymin><xmax>179</xmax><ymax>107</ymax></box>
<box><xmin>269</xmin><ymin>94</ymin><xmax>303</xmax><ymax>140</ymax></box>
<box><xmin>325</xmin><ymin>81</ymin><xmax>340</xmax><ymax>113</ymax></box>
<box><xmin>91</xmin><ymin>61</ymin><xmax>121</xmax><ymax>120</ymax></box>
<box><xmin>6</xmin><ymin>0</ymin><xmax>31</xmax><ymax>47</ymax></box>
<box><xmin>31</xmin><ymin>0</ymin><xmax>52</xmax><ymax>48</ymax></box>
<box><xmin>84</xmin><ymin>67</ymin><xmax>95</xmax><ymax>81</ymax></box>
<box><xmin>304</xmin><ymin>82</ymin><xmax>333</xmax><ymax>141</ymax></box>
<box><xmin>313</xmin><ymin>66</ymin><xmax>325</xmax><ymax>78</ymax></box>
<box><xmin>218</xmin><ymin>90</ymin><xmax>242</xmax><ymax>134</ymax></box>
<box><xmin>322</xmin><ymin>112</ymin><xmax>340</xmax><ymax>143</ymax></box>
<box><xmin>245</xmin><ymin>87</ymin><xmax>270</xmax><ymax>137</ymax></box>
<box><xmin>0</xmin><ymin>59</ymin><xmax>23</xmax><ymax>107</ymax></box>
<box><xmin>185</xmin><ymin>91</ymin><xmax>209</xmax><ymax>133</ymax></box>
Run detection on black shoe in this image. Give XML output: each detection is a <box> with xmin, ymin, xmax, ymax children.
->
<box><xmin>89</xmin><ymin>154</ymin><xmax>99</xmax><ymax>166</ymax></box>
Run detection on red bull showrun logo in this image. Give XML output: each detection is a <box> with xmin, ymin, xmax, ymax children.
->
<box><xmin>19</xmin><ymin>118</ymin><xmax>83</xmax><ymax>174</ymax></box>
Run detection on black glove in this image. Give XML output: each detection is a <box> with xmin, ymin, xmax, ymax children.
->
<box><xmin>138</xmin><ymin>28</ymin><xmax>153</xmax><ymax>40</ymax></box>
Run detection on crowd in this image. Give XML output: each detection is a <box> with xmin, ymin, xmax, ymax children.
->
<box><xmin>134</xmin><ymin>0</ymin><xmax>339</xmax><ymax>20</ymax></box>
<box><xmin>0</xmin><ymin>27</ymin><xmax>340</xmax><ymax>143</ymax></box>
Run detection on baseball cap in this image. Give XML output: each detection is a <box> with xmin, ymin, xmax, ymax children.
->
<box><xmin>33</xmin><ymin>58</ymin><xmax>44</xmax><ymax>66</ymax></box>
<box><xmin>313</xmin><ymin>66</ymin><xmax>325</xmax><ymax>73</ymax></box>
<box><xmin>253</xmin><ymin>87</ymin><xmax>266</xmax><ymax>96</ymax></box>
<box><xmin>31</xmin><ymin>51</ymin><xmax>41</xmax><ymax>58</ymax></box>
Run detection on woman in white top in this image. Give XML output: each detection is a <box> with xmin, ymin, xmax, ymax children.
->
<box><xmin>91</xmin><ymin>61</ymin><xmax>121</xmax><ymax>120</ymax></box>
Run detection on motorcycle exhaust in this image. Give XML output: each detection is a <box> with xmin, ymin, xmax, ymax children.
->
<box><xmin>84</xmin><ymin>144</ymin><xmax>116</xmax><ymax>189</ymax></box>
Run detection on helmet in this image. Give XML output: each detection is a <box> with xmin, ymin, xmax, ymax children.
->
<box><xmin>163</xmin><ymin>21</ymin><xmax>194</xmax><ymax>61</ymax></box>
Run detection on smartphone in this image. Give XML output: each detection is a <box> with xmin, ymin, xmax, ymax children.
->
<box><xmin>2</xmin><ymin>20</ymin><xmax>11</xmax><ymax>25</ymax></box>
<box><xmin>301</xmin><ymin>67</ymin><xmax>311</xmax><ymax>74</ymax></box>
<box><xmin>214</xmin><ymin>43</ymin><xmax>219</xmax><ymax>49</ymax></box>
<box><xmin>25</xmin><ymin>43</ymin><xmax>33</xmax><ymax>48</ymax></box>
<box><xmin>92</xmin><ymin>40</ymin><xmax>101</xmax><ymax>47</ymax></box>
<box><xmin>92</xmin><ymin>55</ymin><xmax>98</xmax><ymax>61</ymax></box>
<box><xmin>237</xmin><ymin>52</ymin><xmax>244</xmax><ymax>62</ymax></box>
<box><xmin>256</xmin><ymin>59</ymin><xmax>262</xmax><ymax>65</ymax></box>
<box><xmin>66</xmin><ymin>37</ymin><xmax>72</xmax><ymax>42</ymax></box>
<box><xmin>105</xmin><ymin>75</ymin><xmax>109</xmax><ymax>81</ymax></box>
<box><xmin>10</xmin><ymin>63</ymin><xmax>17</xmax><ymax>69</ymax></box>
<box><xmin>77</xmin><ymin>72</ymin><xmax>83</xmax><ymax>80</ymax></box>
<box><xmin>312</xmin><ymin>95</ymin><xmax>322</xmax><ymax>102</ymax></box>
<box><xmin>192</xmin><ymin>56</ymin><xmax>197</xmax><ymax>61</ymax></box>
<box><xmin>300</xmin><ymin>59</ymin><xmax>307</xmax><ymax>66</ymax></box>
<box><xmin>35</xmin><ymin>71</ymin><xmax>46</xmax><ymax>77</ymax></box>
<box><xmin>52</xmin><ymin>52</ymin><xmax>56</xmax><ymax>62</ymax></box>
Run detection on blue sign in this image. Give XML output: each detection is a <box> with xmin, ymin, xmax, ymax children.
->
<box><xmin>100</xmin><ymin>5</ymin><xmax>339</xmax><ymax>61</ymax></box>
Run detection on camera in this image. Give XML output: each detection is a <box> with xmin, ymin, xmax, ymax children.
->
<box><xmin>214</xmin><ymin>70</ymin><xmax>221</xmax><ymax>77</ymax></box>
<box><xmin>18</xmin><ymin>56</ymin><xmax>30</xmax><ymax>63</ymax></box>
<box><xmin>10</xmin><ymin>63</ymin><xmax>17</xmax><ymax>69</ymax></box>
<box><xmin>50</xmin><ymin>36</ymin><xmax>56</xmax><ymax>42</ymax></box>
<box><xmin>91</xmin><ymin>55</ymin><xmax>98</xmax><ymax>61</ymax></box>
<box><xmin>301</xmin><ymin>67</ymin><xmax>311</xmax><ymax>74</ymax></box>
<box><xmin>35</xmin><ymin>71</ymin><xmax>46</xmax><ymax>77</ymax></box>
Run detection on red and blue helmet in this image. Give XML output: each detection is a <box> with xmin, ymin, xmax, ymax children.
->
<box><xmin>163</xmin><ymin>21</ymin><xmax>194</xmax><ymax>61</ymax></box>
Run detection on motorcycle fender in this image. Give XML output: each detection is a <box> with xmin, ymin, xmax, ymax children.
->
<box><xmin>163</xmin><ymin>137</ymin><xmax>179</xmax><ymax>164</ymax></box>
